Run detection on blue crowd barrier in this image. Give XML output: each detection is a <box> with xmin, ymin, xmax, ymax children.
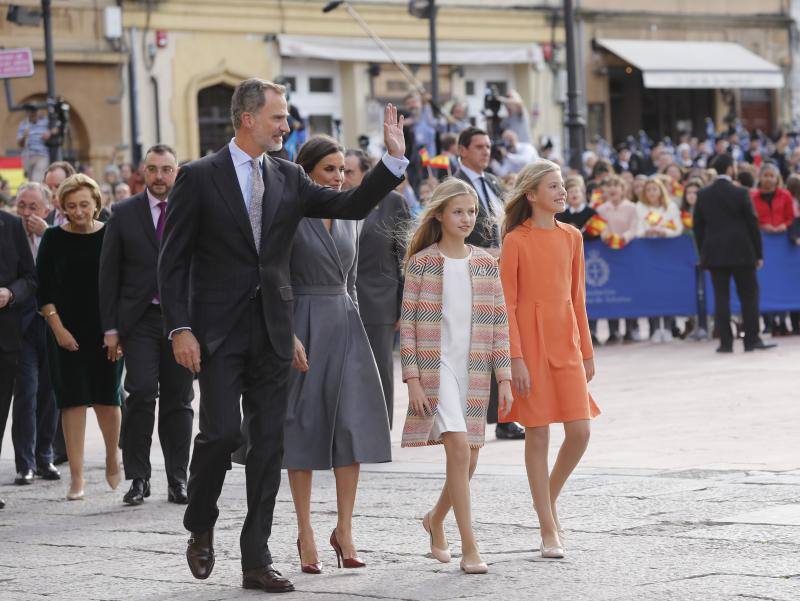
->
<box><xmin>705</xmin><ymin>234</ymin><xmax>800</xmax><ymax>314</ymax></box>
<box><xmin>584</xmin><ymin>237</ymin><xmax>697</xmax><ymax>319</ymax></box>
<box><xmin>584</xmin><ymin>235</ymin><xmax>800</xmax><ymax>319</ymax></box>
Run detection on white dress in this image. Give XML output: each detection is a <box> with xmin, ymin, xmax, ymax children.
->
<box><xmin>431</xmin><ymin>252</ymin><xmax>472</xmax><ymax>438</ymax></box>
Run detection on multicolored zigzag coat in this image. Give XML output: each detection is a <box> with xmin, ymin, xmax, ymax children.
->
<box><xmin>400</xmin><ymin>243</ymin><xmax>513</xmax><ymax>448</ymax></box>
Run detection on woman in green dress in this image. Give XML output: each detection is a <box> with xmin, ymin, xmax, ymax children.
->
<box><xmin>37</xmin><ymin>174</ymin><xmax>123</xmax><ymax>500</ymax></box>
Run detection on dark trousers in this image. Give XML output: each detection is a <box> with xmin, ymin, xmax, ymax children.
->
<box><xmin>710</xmin><ymin>266</ymin><xmax>760</xmax><ymax>349</ymax></box>
<box><xmin>364</xmin><ymin>323</ymin><xmax>395</xmax><ymax>428</ymax></box>
<box><xmin>648</xmin><ymin>317</ymin><xmax>676</xmax><ymax>334</ymax></box>
<box><xmin>183</xmin><ymin>299</ymin><xmax>291</xmax><ymax>571</ymax></box>
<box><xmin>12</xmin><ymin>317</ymin><xmax>58</xmax><ymax>472</ymax></box>
<box><xmin>1</xmin><ymin>351</ymin><xmax>20</xmax><ymax>459</ymax></box>
<box><xmin>608</xmin><ymin>318</ymin><xmax>638</xmax><ymax>337</ymax></box>
<box><xmin>122</xmin><ymin>306</ymin><xmax>194</xmax><ymax>483</ymax></box>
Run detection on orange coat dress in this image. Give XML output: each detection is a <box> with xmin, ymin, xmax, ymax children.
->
<box><xmin>499</xmin><ymin>219</ymin><xmax>600</xmax><ymax>427</ymax></box>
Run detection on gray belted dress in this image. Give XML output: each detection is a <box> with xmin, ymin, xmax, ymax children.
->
<box><xmin>282</xmin><ymin>218</ymin><xmax>392</xmax><ymax>470</ymax></box>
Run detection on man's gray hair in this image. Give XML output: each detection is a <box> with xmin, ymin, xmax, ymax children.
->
<box><xmin>230</xmin><ymin>78</ymin><xmax>286</xmax><ymax>129</ymax></box>
<box><xmin>16</xmin><ymin>181</ymin><xmax>52</xmax><ymax>208</ymax></box>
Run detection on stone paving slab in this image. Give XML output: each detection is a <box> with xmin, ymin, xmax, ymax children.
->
<box><xmin>2</xmin><ymin>464</ymin><xmax>800</xmax><ymax>601</ymax></box>
<box><xmin>2</xmin><ymin>336</ymin><xmax>799</xmax><ymax>599</ymax></box>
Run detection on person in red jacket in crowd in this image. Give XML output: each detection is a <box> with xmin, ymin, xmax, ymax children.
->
<box><xmin>751</xmin><ymin>162</ymin><xmax>795</xmax><ymax>336</ymax></box>
<box><xmin>751</xmin><ymin>162</ymin><xmax>794</xmax><ymax>233</ymax></box>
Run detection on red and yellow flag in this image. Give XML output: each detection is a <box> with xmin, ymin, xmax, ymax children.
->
<box><xmin>428</xmin><ymin>153</ymin><xmax>450</xmax><ymax>170</ymax></box>
<box><xmin>584</xmin><ymin>214</ymin><xmax>607</xmax><ymax>237</ymax></box>
<box><xmin>590</xmin><ymin>188</ymin><xmax>604</xmax><ymax>208</ymax></box>
<box><xmin>645</xmin><ymin>210</ymin><xmax>663</xmax><ymax>227</ymax></box>
<box><xmin>0</xmin><ymin>156</ymin><xmax>25</xmax><ymax>195</ymax></box>
<box><xmin>680</xmin><ymin>210</ymin><xmax>693</xmax><ymax>229</ymax></box>
<box><xmin>418</xmin><ymin>148</ymin><xmax>430</xmax><ymax>166</ymax></box>
<box><xmin>605</xmin><ymin>233</ymin><xmax>626</xmax><ymax>250</ymax></box>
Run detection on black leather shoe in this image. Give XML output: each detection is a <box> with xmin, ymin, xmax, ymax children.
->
<box><xmin>242</xmin><ymin>565</ymin><xmax>295</xmax><ymax>593</ymax></box>
<box><xmin>14</xmin><ymin>469</ymin><xmax>34</xmax><ymax>485</ymax></box>
<box><xmin>123</xmin><ymin>478</ymin><xmax>151</xmax><ymax>506</ymax></box>
<box><xmin>36</xmin><ymin>463</ymin><xmax>61</xmax><ymax>480</ymax></box>
<box><xmin>52</xmin><ymin>451</ymin><xmax>68</xmax><ymax>466</ymax></box>
<box><xmin>168</xmin><ymin>481</ymin><xmax>188</xmax><ymax>504</ymax></box>
<box><xmin>0</xmin><ymin>497</ymin><xmax>4</xmax><ymax>509</ymax></box>
<box><xmin>745</xmin><ymin>340</ymin><xmax>777</xmax><ymax>352</ymax></box>
<box><xmin>715</xmin><ymin>346</ymin><xmax>733</xmax><ymax>354</ymax></box>
<box><xmin>496</xmin><ymin>422</ymin><xmax>525</xmax><ymax>440</ymax></box>
<box><xmin>187</xmin><ymin>529</ymin><xmax>215</xmax><ymax>580</ymax></box>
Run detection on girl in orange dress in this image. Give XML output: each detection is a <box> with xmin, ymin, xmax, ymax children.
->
<box><xmin>499</xmin><ymin>159</ymin><xmax>600</xmax><ymax>559</ymax></box>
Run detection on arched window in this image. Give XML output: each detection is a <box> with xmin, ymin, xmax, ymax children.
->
<box><xmin>197</xmin><ymin>84</ymin><xmax>234</xmax><ymax>156</ymax></box>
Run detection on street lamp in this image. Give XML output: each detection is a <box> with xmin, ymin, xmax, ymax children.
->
<box><xmin>408</xmin><ymin>1</ymin><xmax>439</xmax><ymax>108</ymax></box>
<box><xmin>563</xmin><ymin>0</ymin><xmax>585</xmax><ymax>171</ymax></box>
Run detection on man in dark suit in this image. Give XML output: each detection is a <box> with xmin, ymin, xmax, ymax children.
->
<box><xmin>99</xmin><ymin>144</ymin><xmax>194</xmax><ymax>507</ymax></box>
<box><xmin>344</xmin><ymin>149</ymin><xmax>409</xmax><ymax>428</ymax></box>
<box><xmin>453</xmin><ymin>127</ymin><xmax>525</xmax><ymax>440</ymax></box>
<box><xmin>12</xmin><ymin>182</ymin><xmax>60</xmax><ymax>486</ymax></box>
<box><xmin>0</xmin><ymin>210</ymin><xmax>38</xmax><ymax>509</ymax></box>
<box><xmin>694</xmin><ymin>154</ymin><xmax>774</xmax><ymax>353</ymax></box>
<box><xmin>158</xmin><ymin>79</ymin><xmax>407</xmax><ymax>592</ymax></box>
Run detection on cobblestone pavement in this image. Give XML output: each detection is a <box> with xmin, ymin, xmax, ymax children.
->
<box><xmin>2</xmin><ymin>336</ymin><xmax>799</xmax><ymax>600</ymax></box>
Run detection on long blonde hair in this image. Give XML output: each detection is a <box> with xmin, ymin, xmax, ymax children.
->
<box><xmin>404</xmin><ymin>178</ymin><xmax>479</xmax><ymax>269</ymax></box>
<box><xmin>640</xmin><ymin>177</ymin><xmax>671</xmax><ymax>209</ymax></box>
<box><xmin>501</xmin><ymin>159</ymin><xmax>561</xmax><ymax>238</ymax></box>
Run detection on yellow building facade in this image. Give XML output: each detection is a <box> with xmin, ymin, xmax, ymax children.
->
<box><xmin>121</xmin><ymin>0</ymin><xmax>563</xmax><ymax>161</ymax></box>
<box><xmin>0</xmin><ymin>0</ymin><xmax>126</xmax><ymax>175</ymax></box>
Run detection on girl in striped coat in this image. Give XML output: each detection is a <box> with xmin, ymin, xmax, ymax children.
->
<box><xmin>400</xmin><ymin>178</ymin><xmax>513</xmax><ymax>574</ymax></box>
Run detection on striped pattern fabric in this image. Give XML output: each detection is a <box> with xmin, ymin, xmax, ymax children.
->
<box><xmin>400</xmin><ymin>244</ymin><xmax>512</xmax><ymax>448</ymax></box>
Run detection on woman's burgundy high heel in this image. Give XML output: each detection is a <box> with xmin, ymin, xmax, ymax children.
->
<box><xmin>330</xmin><ymin>528</ymin><xmax>366</xmax><ymax>568</ymax></box>
<box><xmin>297</xmin><ymin>539</ymin><xmax>322</xmax><ymax>574</ymax></box>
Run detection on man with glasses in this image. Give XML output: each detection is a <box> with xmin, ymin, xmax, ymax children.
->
<box><xmin>99</xmin><ymin>145</ymin><xmax>194</xmax><ymax>506</ymax></box>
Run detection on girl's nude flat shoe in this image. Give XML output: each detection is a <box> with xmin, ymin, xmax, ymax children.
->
<box><xmin>422</xmin><ymin>512</ymin><xmax>451</xmax><ymax>563</ymax></box>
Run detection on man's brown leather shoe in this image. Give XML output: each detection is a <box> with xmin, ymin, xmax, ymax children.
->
<box><xmin>242</xmin><ymin>565</ymin><xmax>295</xmax><ymax>593</ymax></box>
<box><xmin>186</xmin><ymin>529</ymin><xmax>215</xmax><ymax>580</ymax></box>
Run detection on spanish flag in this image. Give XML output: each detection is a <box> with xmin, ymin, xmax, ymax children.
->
<box><xmin>419</xmin><ymin>148</ymin><xmax>450</xmax><ymax>171</ymax></box>
<box><xmin>428</xmin><ymin>153</ymin><xmax>451</xmax><ymax>171</ymax></box>
<box><xmin>605</xmin><ymin>233</ymin><xmax>626</xmax><ymax>250</ymax></box>
<box><xmin>590</xmin><ymin>188</ymin><xmax>604</xmax><ymax>208</ymax></box>
<box><xmin>584</xmin><ymin>214</ymin><xmax>607</xmax><ymax>237</ymax></box>
<box><xmin>645</xmin><ymin>210</ymin><xmax>663</xmax><ymax>227</ymax></box>
<box><xmin>671</xmin><ymin>182</ymin><xmax>684</xmax><ymax>198</ymax></box>
<box><xmin>681</xmin><ymin>210</ymin><xmax>693</xmax><ymax>229</ymax></box>
<box><xmin>0</xmin><ymin>156</ymin><xmax>25</xmax><ymax>195</ymax></box>
<box><xmin>664</xmin><ymin>219</ymin><xmax>679</xmax><ymax>231</ymax></box>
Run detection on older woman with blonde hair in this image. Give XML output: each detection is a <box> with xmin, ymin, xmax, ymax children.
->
<box><xmin>37</xmin><ymin>174</ymin><xmax>123</xmax><ymax>500</ymax></box>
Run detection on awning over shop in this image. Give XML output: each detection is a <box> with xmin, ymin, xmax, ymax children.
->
<box><xmin>278</xmin><ymin>34</ymin><xmax>543</xmax><ymax>67</ymax></box>
<box><xmin>596</xmin><ymin>39</ymin><xmax>784</xmax><ymax>89</ymax></box>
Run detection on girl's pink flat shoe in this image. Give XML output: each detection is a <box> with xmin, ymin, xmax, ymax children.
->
<box><xmin>422</xmin><ymin>512</ymin><xmax>451</xmax><ymax>563</ymax></box>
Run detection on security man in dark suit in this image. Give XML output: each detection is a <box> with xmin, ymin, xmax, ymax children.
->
<box><xmin>99</xmin><ymin>144</ymin><xmax>194</xmax><ymax>507</ymax></box>
<box><xmin>158</xmin><ymin>79</ymin><xmax>408</xmax><ymax>592</ymax></box>
<box><xmin>453</xmin><ymin>126</ymin><xmax>525</xmax><ymax>440</ymax></box>
<box><xmin>694</xmin><ymin>153</ymin><xmax>775</xmax><ymax>353</ymax></box>
<box><xmin>344</xmin><ymin>149</ymin><xmax>410</xmax><ymax>428</ymax></box>
<box><xmin>0</xmin><ymin>210</ymin><xmax>38</xmax><ymax>509</ymax></box>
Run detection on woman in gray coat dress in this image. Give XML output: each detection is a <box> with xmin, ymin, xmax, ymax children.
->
<box><xmin>287</xmin><ymin>136</ymin><xmax>391</xmax><ymax>574</ymax></box>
